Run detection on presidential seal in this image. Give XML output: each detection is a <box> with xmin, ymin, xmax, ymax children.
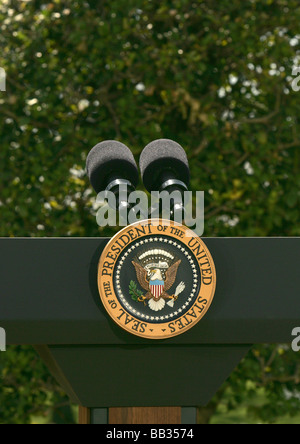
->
<box><xmin>98</xmin><ymin>220</ymin><xmax>216</xmax><ymax>339</ymax></box>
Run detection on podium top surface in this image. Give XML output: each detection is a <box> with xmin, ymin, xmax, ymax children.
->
<box><xmin>0</xmin><ymin>237</ymin><xmax>299</xmax><ymax>345</ymax></box>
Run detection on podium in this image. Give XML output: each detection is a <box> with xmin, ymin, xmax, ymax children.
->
<box><xmin>1</xmin><ymin>237</ymin><xmax>299</xmax><ymax>424</ymax></box>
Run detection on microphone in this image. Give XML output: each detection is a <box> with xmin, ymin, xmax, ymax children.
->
<box><xmin>86</xmin><ymin>140</ymin><xmax>139</xmax><ymax>215</ymax></box>
<box><xmin>139</xmin><ymin>139</ymin><xmax>190</xmax><ymax>220</ymax></box>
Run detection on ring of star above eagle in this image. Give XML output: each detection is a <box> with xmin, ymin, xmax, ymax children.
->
<box><xmin>98</xmin><ymin>220</ymin><xmax>216</xmax><ymax>339</ymax></box>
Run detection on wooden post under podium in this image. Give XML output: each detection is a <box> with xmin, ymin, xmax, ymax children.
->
<box><xmin>78</xmin><ymin>407</ymin><xmax>91</xmax><ymax>425</ymax></box>
<box><xmin>78</xmin><ymin>407</ymin><xmax>195</xmax><ymax>424</ymax></box>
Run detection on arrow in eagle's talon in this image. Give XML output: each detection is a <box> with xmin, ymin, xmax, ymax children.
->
<box><xmin>175</xmin><ymin>282</ymin><xmax>186</xmax><ymax>297</ymax></box>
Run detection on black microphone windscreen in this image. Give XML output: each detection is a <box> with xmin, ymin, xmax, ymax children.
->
<box><xmin>86</xmin><ymin>141</ymin><xmax>139</xmax><ymax>193</ymax></box>
<box><xmin>139</xmin><ymin>139</ymin><xmax>190</xmax><ymax>192</ymax></box>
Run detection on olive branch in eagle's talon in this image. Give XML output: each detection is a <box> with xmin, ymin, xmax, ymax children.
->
<box><xmin>129</xmin><ymin>280</ymin><xmax>146</xmax><ymax>304</ymax></box>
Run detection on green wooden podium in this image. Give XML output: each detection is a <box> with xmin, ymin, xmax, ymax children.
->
<box><xmin>0</xmin><ymin>237</ymin><xmax>299</xmax><ymax>423</ymax></box>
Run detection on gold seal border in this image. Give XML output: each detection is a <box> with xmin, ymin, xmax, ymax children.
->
<box><xmin>98</xmin><ymin>219</ymin><xmax>217</xmax><ymax>340</ymax></box>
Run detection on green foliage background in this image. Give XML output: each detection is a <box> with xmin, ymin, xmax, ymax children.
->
<box><xmin>0</xmin><ymin>0</ymin><xmax>300</xmax><ymax>424</ymax></box>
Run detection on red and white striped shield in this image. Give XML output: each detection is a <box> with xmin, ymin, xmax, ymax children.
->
<box><xmin>150</xmin><ymin>280</ymin><xmax>165</xmax><ymax>300</ymax></box>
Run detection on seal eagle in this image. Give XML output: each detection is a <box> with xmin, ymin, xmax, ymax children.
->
<box><xmin>131</xmin><ymin>258</ymin><xmax>185</xmax><ymax>312</ymax></box>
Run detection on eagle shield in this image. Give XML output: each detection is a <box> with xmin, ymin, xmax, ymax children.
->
<box><xmin>149</xmin><ymin>280</ymin><xmax>165</xmax><ymax>300</ymax></box>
